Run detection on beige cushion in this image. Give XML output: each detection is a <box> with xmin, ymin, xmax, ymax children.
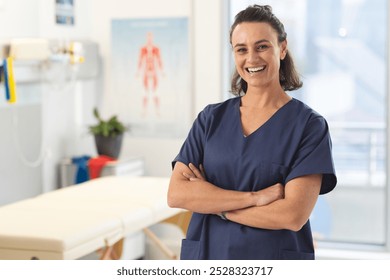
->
<box><xmin>0</xmin><ymin>176</ymin><xmax>180</xmax><ymax>259</ymax></box>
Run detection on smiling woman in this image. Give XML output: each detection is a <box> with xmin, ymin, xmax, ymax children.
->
<box><xmin>231</xmin><ymin>23</ymin><xmax>286</xmax><ymax>94</ymax></box>
<box><xmin>233</xmin><ymin>25</ymin><xmax>282</xmax><ymax>93</ymax></box>
<box><xmin>168</xmin><ymin>4</ymin><xmax>337</xmax><ymax>260</ymax></box>
<box><xmin>229</xmin><ymin>6</ymin><xmax>302</xmax><ymax>96</ymax></box>
<box><xmin>228</xmin><ymin>0</ymin><xmax>389</xmax><ymax>252</ymax></box>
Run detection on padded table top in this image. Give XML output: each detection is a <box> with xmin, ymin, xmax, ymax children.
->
<box><xmin>0</xmin><ymin>176</ymin><xmax>180</xmax><ymax>259</ymax></box>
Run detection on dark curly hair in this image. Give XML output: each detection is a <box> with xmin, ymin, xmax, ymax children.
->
<box><xmin>230</xmin><ymin>5</ymin><xmax>302</xmax><ymax>96</ymax></box>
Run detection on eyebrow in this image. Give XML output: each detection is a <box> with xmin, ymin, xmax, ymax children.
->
<box><xmin>233</xmin><ymin>39</ymin><xmax>272</xmax><ymax>48</ymax></box>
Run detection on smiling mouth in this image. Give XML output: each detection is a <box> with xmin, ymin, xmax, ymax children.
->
<box><xmin>246</xmin><ymin>66</ymin><xmax>266</xmax><ymax>74</ymax></box>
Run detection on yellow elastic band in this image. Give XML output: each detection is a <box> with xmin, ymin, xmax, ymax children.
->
<box><xmin>6</xmin><ymin>57</ymin><xmax>17</xmax><ymax>104</ymax></box>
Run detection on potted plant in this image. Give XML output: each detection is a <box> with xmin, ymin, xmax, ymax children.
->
<box><xmin>89</xmin><ymin>107</ymin><xmax>127</xmax><ymax>159</ymax></box>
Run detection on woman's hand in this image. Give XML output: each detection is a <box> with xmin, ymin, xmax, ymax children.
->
<box><xmin>182</xmin><ymin>163</ymin><xmax>206</xmax><ymax>181</ymax></box>
<box><xmin>253</xmin><ymin>183</ymin><xmax>284</xmax><ymax>206</ymax></box>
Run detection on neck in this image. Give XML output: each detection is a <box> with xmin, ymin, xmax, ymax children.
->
<box><xmin>242</xmin><ymin>87</ymin><xmax>290</xmax><ymax>109</ymax></box>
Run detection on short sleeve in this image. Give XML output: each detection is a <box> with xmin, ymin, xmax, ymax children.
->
<box><xmin>285</xmin><ymin>116</ymin><xmax>337</xmax><ymax>194</ymax></box>
<box><xmin>171</xmin><ymin>106</ymin><xmax>209</xmax><ymax>169</ymax></box>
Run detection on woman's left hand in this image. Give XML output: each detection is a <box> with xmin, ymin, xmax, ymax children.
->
<box><xmin>182</xmin><ymin>163</ymin><xmax>206</xmax><ymax>181</ymax></box>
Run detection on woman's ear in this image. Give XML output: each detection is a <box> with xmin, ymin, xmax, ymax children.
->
<box><xmin>280</xmin><ymin>40</ymin><xmax>288</xmax><ymax>60</ymax></box>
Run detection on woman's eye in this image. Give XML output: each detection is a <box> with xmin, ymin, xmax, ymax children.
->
<box><xmin>257</xmin><ymin>45</ymin><xmax>269</xmax><ymax>51</ymax></box>
<box><xmin>236</xmin><ymin>48</ymin><xmax>246</xmax><ymax>53</ymax></box>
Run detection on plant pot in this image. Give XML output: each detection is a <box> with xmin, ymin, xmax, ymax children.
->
<box><xmin>94</xmin><ymin>133</ymin><xmax>124</xmax><ymax>159</ymax></box>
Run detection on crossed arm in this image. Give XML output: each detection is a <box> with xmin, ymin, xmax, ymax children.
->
<box><xmin>167</xmin><ymin>161</ymin><xmax>322</xmax><ymax>232</ymax></box>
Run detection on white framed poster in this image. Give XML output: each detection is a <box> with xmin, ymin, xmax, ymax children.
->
<box><xmin>111</xmin><ymin>17</ymin><xmax>191</xmax><ymax>138</ymax></box>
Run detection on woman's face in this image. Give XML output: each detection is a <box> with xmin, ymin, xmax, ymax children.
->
<box><xmin>231</xmin><ymin>22</ymin><xmax>287</xmax><ymax>91</ymax></box>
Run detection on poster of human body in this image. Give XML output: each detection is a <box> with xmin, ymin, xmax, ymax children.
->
<box><xmin>111</xmin><ymin>18</ymin><xmax>190</xmax><ymax>137</ymax></box>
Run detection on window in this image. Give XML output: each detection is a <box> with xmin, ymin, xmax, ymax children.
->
<box><xmin>228</xmin><ymin>0</ymin><xmax>388</xmax><ymax>249</ymax></box>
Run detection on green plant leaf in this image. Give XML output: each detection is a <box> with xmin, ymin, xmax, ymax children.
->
<box><xmin>89</xmin><ymin>108</ymin><xmax>127</xmax><ymax>137</ymax></box>
<box><xmin>93</xmin><ymin>107</ymin><xmax>102</xmax><ymax>121</ymax></box>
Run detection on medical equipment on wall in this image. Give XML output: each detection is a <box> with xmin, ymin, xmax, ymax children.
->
<box><xmin>1</xmin><ymin>38</ymin><xmax>99</xmax><ymax>91</ymax></box>
<box><xmin>0</xmin><ymin>38</ymin><xmax>101</xmax><ymax>167</ymax></box>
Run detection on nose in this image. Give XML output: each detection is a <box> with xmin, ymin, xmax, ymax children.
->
<box><xmin>246</xmin><ymin>49</ymin><xmax>260</xmax><ymax>63</ymax></box>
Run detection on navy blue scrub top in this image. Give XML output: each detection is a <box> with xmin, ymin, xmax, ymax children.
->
<box><xmin>173</xmin><ymin>97</ymin><xmax>337</xmax><ymax>260</ymax></box>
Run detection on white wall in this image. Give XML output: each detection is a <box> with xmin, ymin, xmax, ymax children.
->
<box><xmin>38</xmin><ymin>0</ymin><xmax>92</xmax><ymax>39</ymax></box>
<box><xmin>0</xmin><ymin>0</ymin><xmax>45</xmax><ymax>204</ymax></box>
<box><xmin>87</xmin><ymin>0</ymin><xmax>225</xmax><ymax>176</ymax></box>
<box><xmin>0</xmin><ymin>0</ymin><xmax>40</xmax><ymax>38</ymax></box>
<box><xmin>0</xmin><ymin>0</ymin><xmax>100</xmax><ymax>203</ymax></box>
<box><xmin>0</xmin><ymin>0</ymin><xmax>226</xmax><ymax>204</ymax></box>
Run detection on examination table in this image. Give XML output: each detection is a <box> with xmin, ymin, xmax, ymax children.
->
<box><xmin>0</xmin><ymin>176</ymin><xmax>181</xmax><ymax>260</ymax></box>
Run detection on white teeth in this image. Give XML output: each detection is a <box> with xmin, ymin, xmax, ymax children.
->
<box><xmin>247</xmin><ymin>66</ymin><xmax>265</xmax><ymax>73</ymax></box>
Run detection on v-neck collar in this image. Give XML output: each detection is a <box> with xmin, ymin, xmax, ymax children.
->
<box><xmin>235</xmin><ymin>97</ymin><xmax>294</xmax><ymax>138</ymax></box>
